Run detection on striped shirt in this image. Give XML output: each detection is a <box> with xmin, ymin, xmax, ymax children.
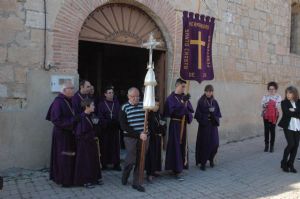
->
<box><xmin>121</xmin><ymin>101</ymin><xmax>145</xmax><ymax>134</ymax></box>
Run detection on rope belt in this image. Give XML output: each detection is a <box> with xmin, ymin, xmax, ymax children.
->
<box><xmin>171</xmin><ymin>118</ymin><xmax>183</xmax><ymax>122</ymax></box>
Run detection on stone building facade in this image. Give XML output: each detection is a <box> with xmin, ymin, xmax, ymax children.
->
<box><xmin>0</xmin><ymin>0</ymin><xmax>299</xmax><ymax>170</ymax></box>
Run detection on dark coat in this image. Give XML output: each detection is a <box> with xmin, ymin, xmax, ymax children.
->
<box><xmin>278</xmin><ymin>99</ymin><xmax>300</xmax><ymax>129</ymax></box>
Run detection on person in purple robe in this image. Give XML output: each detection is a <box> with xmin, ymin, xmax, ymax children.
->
<box><xmin>164</xmin><ymin>78</ymin><xmax>194</xmax><ymax>181</ymax></box>
<box><xmin>98</xmin><ymin>86</ymin><xmax>121</xmax><ymax>171</ymax></box>
<box><xmin>195</xmin><ymin>85</ymin><xmax>222</xmax><ymax>171</ymax></box>
<box><xmin>72</xmin><ymin>80</ymin><xmax>92</xmax><ymax>115</ymax></box>
<box><xmin>145</xmin><ymin>101</ymin><xmax>166</xmax><ymax>183</ymax></box>
<box><xmin>74</xmin><ymin>98</ymin><xmax>103</xmax><ymax>188</ymax></box>
<box><xmin>46</xmin><ymin>81</ymin><xmax>78</xmax><ymax>187</ymax></box>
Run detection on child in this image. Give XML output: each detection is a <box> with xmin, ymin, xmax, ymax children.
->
<box><xmin>74</xmin><ymin>98</ymin><xmax>103</xmax><ymax>188</ymax></box>
<box><xmin>145</xmin><ymin>101</ymin><xmax>166</xmax><ymax>182</ymax></box>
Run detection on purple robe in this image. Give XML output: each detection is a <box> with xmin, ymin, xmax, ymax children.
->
<box><xmin>164</xmin><ymin>92</ymin><xmax>194</xmax><ymax>173</ymax></box>
<box><xmin>194</xmin><ymin>95</ymin><xmax>221</xmax><ymax>165</ymax></box>
<box><xmin>46</xmin><ymin>93</ymin><xmax>76</xmax><ymax>186</ymax></box>
<box><xmin>72</xmin><ymin>91</ymin><xmax>88</xmax><ymax>115</ymax></box>
<box><xmin>74</xmin><ymin>113</ymin><xmax>102</xmax><ymax>186</ymax></box>
<box><xmin>97</xmin><ymin>98</ymin><xmax>121</xmax><ymax>166</ymax></box>
<box><xmin>145</xmin><ymin>111</ymin><xmax>166</xmax><ymax>175</ymax></box>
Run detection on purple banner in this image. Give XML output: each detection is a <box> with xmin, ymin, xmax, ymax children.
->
<box><xmin>180</xmin><ymin>11</ymin><xmax>215</xmax><ymax>83</ymax></box>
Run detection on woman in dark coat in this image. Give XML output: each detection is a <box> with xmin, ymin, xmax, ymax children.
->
<box><xmin>195</xmin><ymin>85</ymin><xmax>222</xmax><ymax>171</ymax></box>
<box><xmin>278</xmin><ymin>86</ymin><xmax>300</xmax><ymax>173</ymax></box>
<box><xmin>74</xmin><ymin>98</ymin><xmax>103</xmax><ymax>188</ymax></box>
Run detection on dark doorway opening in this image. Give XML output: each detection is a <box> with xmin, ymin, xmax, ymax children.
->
<box><xmin>78</xmin><ymin>41</ymin><xmax>166</xmax><ymax>105</ymax></box>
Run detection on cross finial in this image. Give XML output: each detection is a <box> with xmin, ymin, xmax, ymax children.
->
<box><xmin>142</xmin><ymin>33</ymin><xmax>161</xmax><ymax>67</ymax></box>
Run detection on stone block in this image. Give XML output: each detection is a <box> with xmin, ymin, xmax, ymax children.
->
<box><xmin>282</xmin><ymin>56</ymin><xmax>290</xmax><ymax>65</ymax></box>
<box><xmin>246</xmin><ymin>60</ymin><xmax>257</xmax><ymax>72</ymax></box>
<box><xmin>15</xmin><ymin>30</ymin><xmax>30</xmax><ymax>46</ymax></box>
<box><xmin>0</xmin><ymin>84</ymin><xmax>8</xmax><ymax>97</ymax></box>
<box><xmin>240</xmin><ymin>17</ymin><xmax>250</xmax><ymax>27</ymax></box>
<box><xmin>8</xmin><ymin>44</ymin><xmax>42</xmax><ymax>66</ymax></box>
<box><xmin>0</xmin><ymin>47</ymin><xmax>7</xmax><ymax>63</ymax></box>
<box><xmin>248</xmin><ymin>40</ymin><xmax>259</xmax><ymax>50</ymax></box>
<box><xmin>25</xmin><ymin>0</ymin><xmax>44</xmax><ymax>12</ymax></box>
<box><xmin>9</xmin><ymin>83</ymin><xmax>26</xmax><ymax>98</ymax></box>
<box><xmin>0</xmin><ymin>0</ymin><xmax>17</xmax><ymax>12</ymax></box>
<box><xmin>0</xmin><ymin>16</ymin><xmax>24</xmax><ymax>45</ymax></box>
<box><xmin>236</xmin><ymin>59</ymin><xmax>247</xmax><ymax>72</ymax></box>
<box><xmin>14</xmin><ymin>67</ymin><xmax>27</xmax><ymax>83</ymax></box>
<box><xmin>0</xmin><ymin>65</ymin><xmax>14</xmax><ymax>83</ymax></box>
<box><xmin>25</xmin><ymin>11</ymin><xmax>46</xmax><ymax>29</ymax></box>
<box><xmin>30</xmin><ymin>29</ymin><xmax>44</xmax><ymax>43</ymax></box>
<box><xmin>243</xmin><ymin>72</ymin><xmax>262</xmax><ymax>83</ymax></box>
<box><xmin>238</xmin><ymin>39</ymin><xmax>247</xmax><ymax>49</ymax></box>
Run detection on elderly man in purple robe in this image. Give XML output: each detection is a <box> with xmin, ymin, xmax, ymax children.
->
<box><xmin>164</xmin><ymin>78</ymin><xmax>194</xmax><ymax>181</ymax></box>
<box><xmin>72</xmin><ymin>79</ymin><xmax>92</xmax><ymax>115</ymax></box>
<box><xmin>74</xmin><ymin>98</ymin><xmax>103</xmax><ymax>188</ymax></box>
<box><xmin>46</xmin><ymin>81</ymin><xmax>79</xmax><ymax>187</ymax></box>
<box><xmin>98</xmin><ymin>86</ymin><xmax>121</xmax><ymax>171</ymax></box>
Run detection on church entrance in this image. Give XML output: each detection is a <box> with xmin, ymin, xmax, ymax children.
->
<box><xmin>78</xmin><ymin>3</ymin><xmax>167</xmax><ymax>108</ymax></box>
<box><xmin>78</xmin><ymin>41</ymin><xmax>165</xmax><ymax>105</ymax></box>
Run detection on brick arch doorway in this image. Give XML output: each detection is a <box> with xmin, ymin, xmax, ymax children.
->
<box><xmin>78</xmin><ymin>3</ymin><xmax>167</xmax><ymax>109</ymax></box>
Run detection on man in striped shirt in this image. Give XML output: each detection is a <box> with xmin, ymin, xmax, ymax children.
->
<box><xmin>119</xmin><ymin>87</ymin><xmax>148</xmax><ymax>192</ymax></box>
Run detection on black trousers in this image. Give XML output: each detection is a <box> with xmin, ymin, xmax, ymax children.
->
<box><xmin>282</xmin><ymin>129</ymin><xmax>300</xmax><ymax>165</ymax></box>
<box><xmin>263</xmin><ymin>119</ymin><xmax>276</xmax><ymax>146</ymax></box>
<box><xmin>0</xmin><ymin>176</ymin><xmax>3</xmax><ymax>190</ymax></box>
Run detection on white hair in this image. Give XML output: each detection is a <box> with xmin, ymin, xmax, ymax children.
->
<box><xmin>60</xmin><ymin>80</ymin><xmax>73</xmax><ymax>93</ymax></box>
<box><xmin>127</xmin><ymin>87</ymin><xmax>139</xmax><ymax>96</ymax></box>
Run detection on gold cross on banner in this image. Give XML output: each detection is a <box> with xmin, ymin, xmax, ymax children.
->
<box><xmin>190</xmin><ymin>31</ymin><xmax>206</xmax><ymax>69</ymax></box>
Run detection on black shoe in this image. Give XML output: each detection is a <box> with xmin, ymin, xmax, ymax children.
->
<box><xmin>97</xmin><ymin>179</ymin><xmax>104</xmax><ymax>185</ymax></box>
<box><xmin>281</xmin><ymin>161</ymin><xmax>289</xmax><ymax>172</ymax></box>
<box><xmin>152</xmin><ymin>173</ymin><xmax>161</xmax><ymax>177</ymax></box>
<box><xmin>290</xmin><ymin>167</ymin><xmax>297</xmax><ymax>173</ymax></box>
<box><xmin>269</xmin><ymin>146</ymin><xmax>274</xmax><ymax>153</ymax></box>
<box><xmin>84</xmin><ymin>183</ymin><xmax>95</xmax><ymax>189</ymax></box>
<box><xmin>264</xmin><ymin>145</ymin><xmax>269</xmax><ymax>152</ymax></box>
<box><xmin>200</xmin><ymin>164</ymin><xmax>206</xmax><ymax>171</ymax></box>
<box><xmin>121</xmin><ymin>171</ymin><xmax>129</xmax><ymax>185</ymax></box>
<box><xmin>175</xmin><ymin>174</ymin><xmax>184</xmax><ymax>181</ymax></box>
<box><xmin>288</xmin><ymin>163</ymin><xmax>297</xmax><ymax>173</ymax></box>
<box><xmin>132</xmin><ymin>185</ymin><xmax>145</xmax><ymax>192</ymax></box>
<box><xmin>209</xmin><ymin>160</ymin><xmax>215</xmax><ymax>168</ymax></box>
<box><xmin>113</xmin><ymin>165</ymin><xmax>122</xmax><ymax>171</ymax></box>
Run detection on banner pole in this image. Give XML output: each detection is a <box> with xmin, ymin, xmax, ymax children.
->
<box><xmin>169</xmin><ymin>10</ymin><xmax>178</xmax><ymax>94</ymax></box>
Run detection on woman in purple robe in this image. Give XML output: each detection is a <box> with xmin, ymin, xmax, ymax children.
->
<box><xmin>46</xmin><ymin>82</ymin><xmax>78</xmax><ymax>187</ymax></box>
<box><xmin>145</xmin><ymin>101</ymin><xmax>166</xmax><ymax>182</ymax></box>
<box><xmin>195</xmin><ymin>85</ymin><xmax>222</xmax><ymax>171</ymax></box>
<box><xmin>74</xmin><ymin>98</ymin><xmax>103</xmax><ymax>188</ymax></box>
<box><xmin>98</xmin><ymin>86</ymin><xmax>121</xmax><ymax>170</ymax></box>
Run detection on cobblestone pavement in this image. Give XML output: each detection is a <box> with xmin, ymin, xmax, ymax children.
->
<box><xmin>1</xmin><ymin>132</ymin><xmax>300</xmax><ymax>199</ymax></box>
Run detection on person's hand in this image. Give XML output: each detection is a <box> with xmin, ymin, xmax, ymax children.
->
<box><xmin>182</xmin><ymin>93</ymin><xmax>191</xmax><ymax>102</ymax></box>
<box><xmin>289</xmin><ymin>108</ymin><xmax>295</xmax><ymax>112</ymax></box>
<box><xmin>140</xmin><ymin>133</ymin><xmax>147</xmax><ymax>141</ymax></box>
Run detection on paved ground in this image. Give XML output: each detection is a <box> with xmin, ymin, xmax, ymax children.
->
<box><xmin>1</xmin><ymin>131</ymin><xmax>300</xmax><ymax>199</ymax></box>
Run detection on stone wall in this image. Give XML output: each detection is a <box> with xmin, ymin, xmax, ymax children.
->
<box><xmin>1</xmin><ymin>0</ymin><xmax>300</xmax><ymax>170</ymax></box>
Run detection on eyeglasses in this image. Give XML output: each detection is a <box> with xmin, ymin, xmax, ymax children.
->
<box><xmin>65</xmin><ymin>87</ymin><xmax>74</xmax><ymax>90</ymax></box>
